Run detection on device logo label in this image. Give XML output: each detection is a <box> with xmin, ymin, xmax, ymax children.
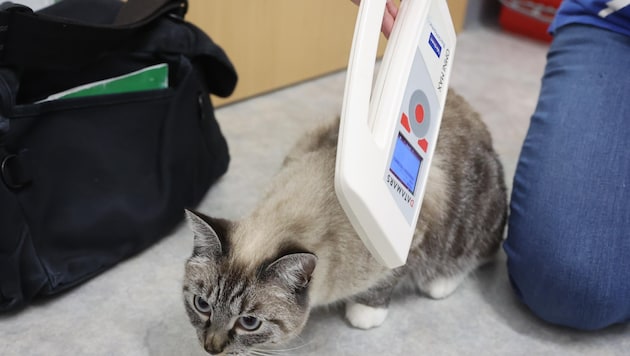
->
<box><xmin>428</xmin><ymin>32</ymin><xmax>442</xmax><ymax>58</ymax></box>
<box><xmin>437</xmin><ymin>48</ymin><xmax>450</xmax><ymax>92</ymax></box>
<box><xmin>386</xmin><ymin>174</ymin><xmax>415</xmax><ymax>208</ymax></box>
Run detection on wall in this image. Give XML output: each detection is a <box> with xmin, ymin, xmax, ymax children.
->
<box><xmin>187</xmin><ymin>0</ymin><xmax>468</xmax><ymax>106</ymax></box>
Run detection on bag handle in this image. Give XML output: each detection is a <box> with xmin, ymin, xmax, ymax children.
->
<box><xmin>0</xmin><ymin>0</ymin><xmax>187</xmax><ymax>71</ymax></box>
<box><xmin>114</xmin><ymin>0</ymin><xmax>187</xmax><ymax>26</ymax></box>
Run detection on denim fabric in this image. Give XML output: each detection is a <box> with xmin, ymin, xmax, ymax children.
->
<box><xmin>504</xmin><ymin>24</ymin><xmax>630</xmax><ymax>330</ymax></box>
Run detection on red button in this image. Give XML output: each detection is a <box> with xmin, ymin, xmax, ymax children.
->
<box><xmin>401</xmin><ymin>113</ymin><xmax>411</xmax><ymax>133</ymax></box>
<box><xmin>415</xmin><ymin>104</ymin><xmax>424</xmax><ymax>124</ymax></box>
<box><xmin>418</xmin><ymin>139</ymin><xmax>428</xmax><ymax>152</ymax></box>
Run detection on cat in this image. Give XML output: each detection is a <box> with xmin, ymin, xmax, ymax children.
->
<box><xmin>182</xmin><ymin>89</ymin><xmax>507</xmax><ymax>355</ymax></box>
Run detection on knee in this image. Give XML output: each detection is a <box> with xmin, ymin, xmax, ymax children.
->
<box><xmin>505</xmin><ymin>225</ymin><xmax>630</xmax><ymax>330</ymax></box>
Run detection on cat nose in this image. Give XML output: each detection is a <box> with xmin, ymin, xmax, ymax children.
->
<box><xmin>204</xmin><ymin>342</ymin><xmax>224</xmax><ymax>355</ymax></box>
<box><xmin>204</xmin><ymin>336</ymin><xmax>226</xmax><ymax>355</ymax></box>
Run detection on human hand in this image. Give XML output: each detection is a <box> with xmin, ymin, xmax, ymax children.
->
<box><xmin>350</xmin><ymin>0</ymin><xmax>399</xmax><ymax>39</ymax></box>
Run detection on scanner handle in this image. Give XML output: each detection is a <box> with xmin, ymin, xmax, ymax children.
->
<box><xmin>339</xmin><ymin>0</ymin><xmax>386</xmax><ymax>142</ymax></box>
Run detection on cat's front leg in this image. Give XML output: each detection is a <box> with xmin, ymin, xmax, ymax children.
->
<box><xmin>344</xmin><ymin>278</ymin><xmax>397</xmax><ymax>330</ymax></box>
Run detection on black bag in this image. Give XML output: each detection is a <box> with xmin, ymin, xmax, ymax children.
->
<box><xmin>0</xmin><ymin>0</ymin><xmax>237</xmax><ymax>312</ymax></box>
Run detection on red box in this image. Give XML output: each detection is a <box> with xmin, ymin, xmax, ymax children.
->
<box><xmin>499</xmin><ymin>0</ymin><xmax>562</xmax><ymax>42</ymax></box>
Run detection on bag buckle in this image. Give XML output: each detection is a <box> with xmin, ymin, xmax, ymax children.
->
<box><xmin>1</xmin><ymin>151</ymin><xmax>30</xmax><ymax>190</ymax></box>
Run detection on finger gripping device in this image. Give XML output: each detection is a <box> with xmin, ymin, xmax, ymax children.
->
<box><xmin>335</xmin><ymin>0</ymin><xmax>456</xmax><ymax>268</ymax></box>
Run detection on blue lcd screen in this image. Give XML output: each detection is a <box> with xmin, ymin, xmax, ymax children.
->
<box><xmin>389</xmin><ymin>133</ymin><xmax>422</xmax><ymax>194</ymax></box>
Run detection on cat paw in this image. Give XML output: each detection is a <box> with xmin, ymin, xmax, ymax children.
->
<box><xmin>345</xmin><ymin>302</ymin><xmax>388</xmax><ymax>329</ymax></box>
<box><xmin>424</xmin><ymin>275</ymin><xmax>465</xmax><ymax>299</ymax></box>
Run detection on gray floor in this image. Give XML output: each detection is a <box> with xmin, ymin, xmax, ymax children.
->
<box><xmin>1</xmin><ymin>26</ymin><xmax>629</xmax><ymax>356</ymax></box>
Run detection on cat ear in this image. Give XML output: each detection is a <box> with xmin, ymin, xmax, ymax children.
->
<box><xmin>185</xmin><ymin>209</ymin><xmax>224</xmax><ymax>258</ymax></box>
<box><xmin>263</xmin><ymin>253</ymin><xmax>317</xmax><ymax>291</ymax></box>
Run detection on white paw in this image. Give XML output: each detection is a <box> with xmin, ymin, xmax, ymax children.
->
<box><xmin>424</xmin><ymin>275</ymin><xmax>465</xmax><ymax>299</ymax></box>
<box><xmin>345</xmin><ymin>302</ymin><xmax>388</xmax><ymax>329</ymax></box>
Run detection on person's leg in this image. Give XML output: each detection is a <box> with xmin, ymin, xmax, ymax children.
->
<box><xmin>504</xmin><ymin>24</ymin><xmax>630</xmax><ymax>330</ymax></box>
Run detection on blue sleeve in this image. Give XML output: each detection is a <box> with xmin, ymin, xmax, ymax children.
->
<box><xmin>550</xmin><ymin>0</ymin><xmax>630</xmax><ymax>37</ymax></box>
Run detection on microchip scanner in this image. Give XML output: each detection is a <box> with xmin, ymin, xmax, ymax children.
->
<box><xmin>335</xmin><ymin>0</ymin><xmax>456</xmax><ymax>268</ymax></box>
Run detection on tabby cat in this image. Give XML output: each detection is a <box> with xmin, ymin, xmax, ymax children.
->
<box><xmin>182</xmin><ymin>89</ymin><xmax>507</xmax><ymax>355</ymax></box>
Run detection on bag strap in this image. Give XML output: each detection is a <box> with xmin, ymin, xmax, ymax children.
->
<box><xmin>0</xmin><ymin>0</ymin><xmax>187</xmax><ymax>71</ymax></box>
<box><xmin>114</xmin><ymin>0</ymin><xmax>187</xmax><ymax>26</ymax></box>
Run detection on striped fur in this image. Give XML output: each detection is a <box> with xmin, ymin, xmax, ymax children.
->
<box><xmin>182</xmin><ymin>90</ymin><xmax>507</xmax><ymax>355</ymax></box>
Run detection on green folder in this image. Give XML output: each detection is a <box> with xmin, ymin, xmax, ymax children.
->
<box><xmin>38</xmin><ymin>63</ymin><xmax>168</xmax><ymax>103</ymax></box>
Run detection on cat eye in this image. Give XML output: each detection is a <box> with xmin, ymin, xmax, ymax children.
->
<box><xmin>237</xmin><ymin>316</ymin><xmax>262</xmax><ymax>331</ymax></box>
<box><xmin>193</xmin><ymin>295</ymin><xmax>212</xmax><ymax>315</ymax></box>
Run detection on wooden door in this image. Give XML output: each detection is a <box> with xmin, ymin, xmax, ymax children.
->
<box><xmin>186</xmin><ymin>1</ymin><xmax>468</xmax><ymax>106</ymax></box>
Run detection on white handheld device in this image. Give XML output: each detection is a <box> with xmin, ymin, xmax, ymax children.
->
<box><xmin>335</xmin><ymin>0</ymin><xmax>456</xmax><ymax>268</ymax></box>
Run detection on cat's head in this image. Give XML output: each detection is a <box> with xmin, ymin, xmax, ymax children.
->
<box><xmin>182</xmin><ymin>209</ymin><xmax>317</xmax><ymax>355</ymax></box>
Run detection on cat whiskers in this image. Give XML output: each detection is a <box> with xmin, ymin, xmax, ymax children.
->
<box><xmin>250</xmin><ymin>350</ymin><xmax>288</xmax><ymax>356</ymax></box>
<box><xmin>249</xmin><ymin>351</ymin><xmax>278</xmax><ymax>356</ymax></box>
<box><xmin>250</xmin><ymin>338</ymin><xmax>312</xmax><ymax>355</ymax></box>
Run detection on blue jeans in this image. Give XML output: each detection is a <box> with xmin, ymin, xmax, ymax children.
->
<box><xmin>504</xmin><ymin>24</ymin><xmax>630</xmax><ymax>331</ymax></box>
